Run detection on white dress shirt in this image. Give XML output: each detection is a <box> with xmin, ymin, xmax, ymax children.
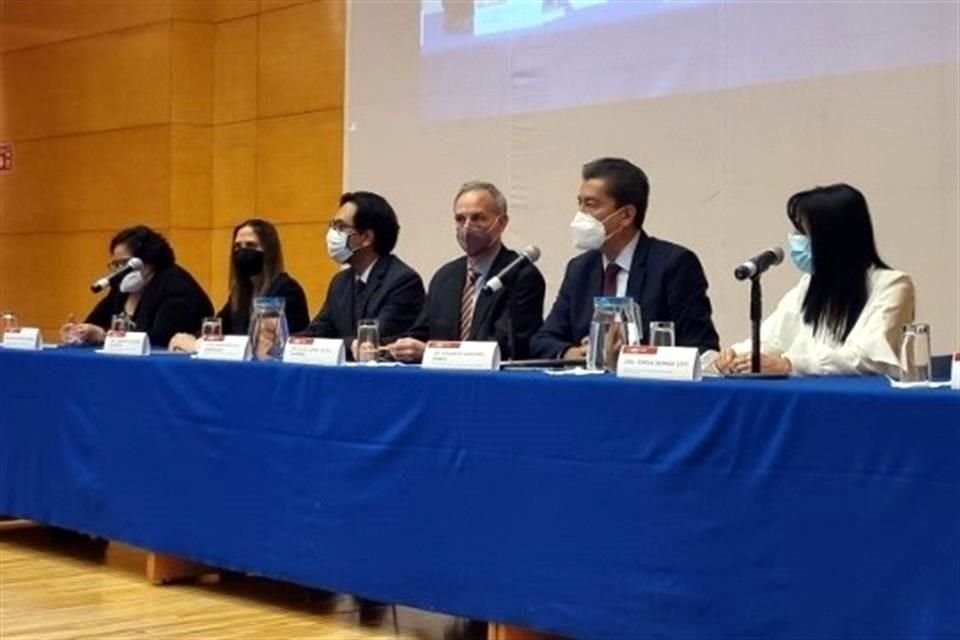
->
<box><xmin>355</xmin><ymin>258</ymin><xmax>378</xmax><ymax>285</ymax></box>
<box><xmin>730</xmin><ymin>269</ymin><xmax>915</xmax><ymax>376</ymax></box>
<box><xmin>601</xmin><ymin>231</ymin><xmax>640</xmax><ymax>297</ymax></box>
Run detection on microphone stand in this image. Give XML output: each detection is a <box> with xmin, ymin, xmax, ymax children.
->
<box><xmin>750</xmin><ymin>275</ymin><xmax>762</xmax><ymax>374</ymax></box>
<box><xmin>506</xmin><ymin>287</ymin><xmax>517</xmax><ymax>361</ymax></box>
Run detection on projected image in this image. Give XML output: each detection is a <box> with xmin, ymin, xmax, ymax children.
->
<box><xmin>418</xmin><ymin>0</ymin><xmax>958</xmax><ymax>121</ymax></box>
<box><xmin>421</xmin><ymin>0</ymin><xmax>697</xmax><ymax>52</ymax></box>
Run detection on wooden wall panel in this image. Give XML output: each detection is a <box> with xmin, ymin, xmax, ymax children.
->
<box><xmin>1</xmin><ymin>22</ymin><xmax>171</xmax><ymax>140</ymax></box>
<box><xmin>0</xmin><ymin>0</ymin><xmax>345</xmax><ymax>339</ymax></box>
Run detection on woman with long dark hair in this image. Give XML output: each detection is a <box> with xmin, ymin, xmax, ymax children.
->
<box><xmin>168</xmin><ymin>219</ymin><xmax>309</xmax><ymax>352</ymax></box>
<box><xmin>715</xmin><ymin>184</ymin><xmax>914</xmax><ymax>376</ymax></box>
<box><xmin>61</xmin><ymin>225</ymin><xmax>214</xmax><ymax>347</ymax></box>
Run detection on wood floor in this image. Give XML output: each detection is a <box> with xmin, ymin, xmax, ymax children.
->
<box><xmin>0</xmin><ymin>524</ymin><xmax>472</xmax><ymax>639</ymax></box>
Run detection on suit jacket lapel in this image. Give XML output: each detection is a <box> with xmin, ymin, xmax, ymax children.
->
<box><xmin>469</xmin><ymin>246</ymin><xmax>512</xmax><ymax>337</ymax></box>
<box><xmin>626</xmin><ymin>232</ymin><xmax>651</xmax><ymax>301</ymax></box>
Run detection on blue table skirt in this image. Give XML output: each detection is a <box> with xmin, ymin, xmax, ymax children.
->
<box><xmin>1</xmin><ymin>348</ymin><xmax>958</xmax><ymax>639</ymax></box>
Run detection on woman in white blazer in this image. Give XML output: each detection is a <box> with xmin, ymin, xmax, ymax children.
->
<box><xmin>715</xmin><ymin>183</ymin><xmax>915</xmax><ymax>377</ymax></box>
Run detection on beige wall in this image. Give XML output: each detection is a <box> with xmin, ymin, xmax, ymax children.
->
<box><xmin>0</xmin><ymin>0</ymin><xmax>344</xmax><ymax>339</ymax></box>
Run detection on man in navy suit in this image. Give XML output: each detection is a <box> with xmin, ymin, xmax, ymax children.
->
<box><xmin>389</xmin><ymin>181</ymin><xmax>546</xmax><ymax>363</ymax></box>
<box><xmin>304</xmin><ymin>191</ymin><xmax>425</xmax><ymax>346</ymax></box>
<box><xmin>530</xmin><ymin>157</ymin><xmax>720</xmax><ymax>359</ymax></box>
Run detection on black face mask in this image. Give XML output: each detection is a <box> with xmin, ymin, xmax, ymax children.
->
<box><xmin>233</xmin><ymin>248</ymin><xmax>265</xmax><ymax>278</ymax></box>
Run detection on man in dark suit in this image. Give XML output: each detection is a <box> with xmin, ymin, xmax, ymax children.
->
<box><xmin>304</xmin><ymin>191</ymin><xmax>425</xmax><ymax>347</ymax></box>
<box><xmin>389</xmin><ymin>181</ymin><xmax>545</xmax><ymax>363</ymax></box>
<box><xmin>530</xmin><ymin>157</ymin><xmax>719</xmax><ymax>359</ymax></box>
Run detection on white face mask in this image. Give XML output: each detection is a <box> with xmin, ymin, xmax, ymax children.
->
<box><xmin>570</xmin><ymin>210</ymin><xmax>621</xmax><ymax>251</ymax></box>
<box><xmin>326</xmin><ymin>228</ymin><xmax>355</xmax><ymax>264</ymax></box>
<box><xmin>119</xmin><ymin>271</ymin><xmax>145</xmax><ymax>294</ymax></box>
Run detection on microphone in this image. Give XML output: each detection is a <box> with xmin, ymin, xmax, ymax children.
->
<box><xmin>483</xmin><ymin>246</ymin><xmax>541</xmax><ymax>293</ymax></box>
<box><xmin>734</xmin><ymin>247</ymin><xmax>784</xmax><ymax>281</ymax></box>
<box><xmin>90</xmin><ymin>257</ymin><xmax>143</xmax><ymax>293</ymax></box>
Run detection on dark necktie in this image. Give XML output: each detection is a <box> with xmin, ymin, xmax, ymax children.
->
<box><xmin>603</xmin><ymin>263</ymin><xmax>621</xmax><ymax>296</ymax></box>
<box><xmin>353</xmin><ymin>279</ymin><xmax>367</xmax><ymax>321</ymax></box>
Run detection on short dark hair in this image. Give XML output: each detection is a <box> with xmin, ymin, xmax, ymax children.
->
<box><xmin>110</xmin><ymin>225</ymin><xmax>175</xmax><ymax>270</ymax></box>
<box><xmin>582</xmin><ymin>157</ymin><xmax>650</xmax><ymax>228</ymax></box>
<box><xmin>340</xmin><ymin>191</ymin><xmax>400</xmax><ymax>256</ymax></box>
<box><xmin>787</xmin><ymin>183</ymin><xmax>889</xmax><ymax>342</ymax></box>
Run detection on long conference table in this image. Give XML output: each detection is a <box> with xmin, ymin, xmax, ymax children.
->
<box><xmin>1</xmin><ymin>347</ymin><xmax>958</xmax><ymax>639</ymax></box>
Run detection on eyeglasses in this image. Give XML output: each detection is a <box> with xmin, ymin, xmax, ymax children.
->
<box><xmin>326</xmin><ymin>219</ymin><xmax>356</xmax><ymax>233</ymax></box>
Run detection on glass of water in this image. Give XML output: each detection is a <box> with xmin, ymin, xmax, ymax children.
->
<box><xmin>899</xmin><ymin>322</ymin><xmax>931</xmax><ymax>382</ymax></box>
<box><xmin>1</xmin><ymin>311</ymin><xmax>19</xmax><ymax>334</ymax></box>
<box><xmin>356</xmin><ymin>319</ymin><xmax>380</xmax><ymax>363</ymax></box>
<box><xmin>201</xmin><ymin>317</ymin><xmax>223</xmax><ymax>340</ymax></box>
<box><xmin>649</xmin><ymin>321</ymin><xmax>676</xmax><ymax>347</ymax></box>
<box><xmin>110</xmin><ymin>313</ymin><xmax>132</xmax><ymax>334</ymax></box>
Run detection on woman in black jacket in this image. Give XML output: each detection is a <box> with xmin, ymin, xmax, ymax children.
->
<box><xmin>61</xmin><ymin>226</ymin><xmax>213</xmax><ymax>347</ymax></box>
<box><xmin>168</xmin><ymin>218</ymin><xmax>309</xmax><ymax>352</ymax></box>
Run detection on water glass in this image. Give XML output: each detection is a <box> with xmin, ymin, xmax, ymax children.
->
<box><xmin>356</xmin><ymin>319</ymin><xmax>380</xmax><ymax>363</ymax></box>
<box><xmin>110</xmin><ymin>313</ymin><xmax>132</xmax><ymax>334</ymax></box>
<box><xmin>201</xmin><ymin>317</ymin><xmax>223</xmax><ymax>340</ymax></box>
<box><xmin>899</xmin><ymin>322</ymin><xmax>931</xmax><ymax>383</ymax></box>
<box><xmin>1</xmin><ymin>311</ymin><xmax>19</xmax><ymax>334</ymax></box>
<box><xmin>649</xmin><ymin>321</ymin><xmax>676</xmax><ymax>347</ymax></box>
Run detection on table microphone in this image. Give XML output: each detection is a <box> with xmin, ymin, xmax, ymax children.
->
<box><xmin>91</xmin><ymin>257</ymin><xmax>143</xmax><ymax>293</ymax></box>
<box><xmin>734</xmin><ymin>247</ymin><xmax>784</xmax><ymax>281</ymax></box>
<box><xmin>483</xmin><ymin>246</ymin><xmax>541</xmax><ymax>293</ymax></box>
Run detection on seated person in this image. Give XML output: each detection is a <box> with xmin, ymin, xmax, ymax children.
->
<box><xmin>169</xmin><ymin>219</ymin><xmax>309</xmax><ymax>352</ymax></box>
<box><xmin>61</xmin><ymin>225</ymin><xmax>213</xmax><ymax>347</ymax></box>
<box><xmin>303</xmin><ymin>192</ymin><xmax>425</xmax><ymax>348</ymax></box>
<box><xmin>715</xmin><ymin>183</ymin><xmax>915</xmax><ymax>376</ymax></box>
<box><xmin>388</xmin><ymin>181</ymin><xmax>546</xmax><ymax>363</ymax></box>
<box><xmin>530</xmin><ymin>157</ymin><xmax>720</xmax><ymax>359</ymax></box>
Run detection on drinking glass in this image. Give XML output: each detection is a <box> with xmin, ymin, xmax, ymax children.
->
<box><xmin>201</xmin><ymin>317</ymin><xmax>223</xmax><ymax>340</ymax></box>
<box><xmin>899</xmin><ymin>322</ymin><xmax>931</xmax><ymax>383</ymax></box>
<box><xmin>649</xmin><ymin>321</ymin><xmax>676</xmax><ymax>347</ymax></box>
<box><xmin>110</xmin><ymin>313</ymin><xmax>132</xmax><ymax>334</ymax></box>
<box><xmin>356</xmin><ymin>319</ymin><xmax>380</xmax><ymax>363</ymax></box>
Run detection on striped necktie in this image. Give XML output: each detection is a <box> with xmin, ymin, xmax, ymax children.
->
<box><xmin>459</xmin><ymin>269</ymin><xmax>479</xmax><ymax>340</ymax></box>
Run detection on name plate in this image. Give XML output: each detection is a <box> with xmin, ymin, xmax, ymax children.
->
<box><xmin>283</xmin><ymin>336</ymin><xmax>344</xmax><ymax>366</ymax></box>
<box><xmin>422</xmin><ymin>340</ymin><xmax>500</xmax><ymax>371</ymax></box>
<box><xmin>952</xmin><ymin>352</ymin><xmax>960</xmax><ymax>390</ymax></box>
<box><xmin>195</xmin><ymin>335</ymin><xmax>250</xmax><ymax>362</ymax></box>
<box><xmin>102</xmin><ymin>331</ymin><xmax>150</xmax><ymax>356</ymax></box>
<box><xmin>617</xmin><ymin>345</ymin><xmax>702</xmax><ymax>382</ymax></box>
<box><xmin>1</xmin><ymin>327</ymin><xmax>42</xmax><ymax>350</ymax></box>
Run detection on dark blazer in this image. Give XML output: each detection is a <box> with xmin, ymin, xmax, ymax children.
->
<box><xmin>304</xmin><ymin>254</ymin><xmax>425</xmax><ymax>342</ymax></box>
<box><xmin>407</xmin><ymin>245</ymin><xmax>546</xmax><ymax>360</ymax></box>
<box><xmin>86</xmin><ymin>264</ymin><xmax>214</xmax><ymax>347</ymax></box>
<box><xmin>217</xmin><ymin>272</ymin><xmax>310</xmax><ymax>336</ymax></box>
<box><xmin>530</xmin><ymin>233</ymin><xmax>720</xmax><ymax>358</ymax></box>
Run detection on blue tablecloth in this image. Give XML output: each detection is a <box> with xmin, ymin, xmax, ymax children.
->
<box><xmin>1</xmin><ymin>348</ymin><xmax>958</xmax><ymax>639</ymax></box>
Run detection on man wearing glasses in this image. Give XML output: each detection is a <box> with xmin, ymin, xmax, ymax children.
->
<box><xmin>302</xmin><ymin>191</ymin><xmax>425</xmax><ymax>348</ymax></box>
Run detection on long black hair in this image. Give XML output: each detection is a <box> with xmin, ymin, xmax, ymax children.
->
<box><xmin>788</xmin><ymin>184</ymin><xmax>889</xmax><ymax>342</ymax></box>
<box><xmin>110</xmin><ymin>225</ymin><xmax>175</xmax><ymax>270</ymax></box>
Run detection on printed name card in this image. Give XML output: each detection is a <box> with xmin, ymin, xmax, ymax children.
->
<box><xmin>102</xmin><ymin>331</ymin><xmax>150</xmax><ymax>356</ymax></box>
<box><xmin>952</xmin><ymin>352</ymin><xmax>960</xmax><ymax>390</ymax></box>
<box><xmin>617</xmin><ymin>345</ymin><xmax>702</xmax><ymax>382</ymax></box>
<box><xmin>422</xmin><ymin>340</ymin><xmax>500</xmax><ymax>371</ymax></box>
<box><xmin>195</xmin><ymin>335</ymin><xmax>250</xmax><ymax>362</ymax></box>
<box><xmin>1</xmin><ymin>327</ymin><xmax>42</xmax><ymax>350</ymax></box>
<box><xmin>283</xmin><ymin>336</ymin><xmax>344</xmax><ymax>366</ymax></box>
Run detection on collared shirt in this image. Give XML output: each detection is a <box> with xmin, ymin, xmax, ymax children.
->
<box><xmin>355</xmin><ymin>258</ymin><xmax>378</xmax><ymax>285</ymax></box>
<box><xmin>601</xmin><ymin>231</ymin><xmax>640</xmax><ymax>297</ymax></box>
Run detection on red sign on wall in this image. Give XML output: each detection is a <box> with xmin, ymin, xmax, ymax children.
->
<box><xmin>0</xmin><ymin>142</ymin><xmax>12</xmax><ymax>173</ymax></box>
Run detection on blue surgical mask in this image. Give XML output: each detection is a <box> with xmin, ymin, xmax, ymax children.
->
<box><xmin>787</xmin><ymin>233</ymin><xmax>813</xmax><ymax>274</ymax></box>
